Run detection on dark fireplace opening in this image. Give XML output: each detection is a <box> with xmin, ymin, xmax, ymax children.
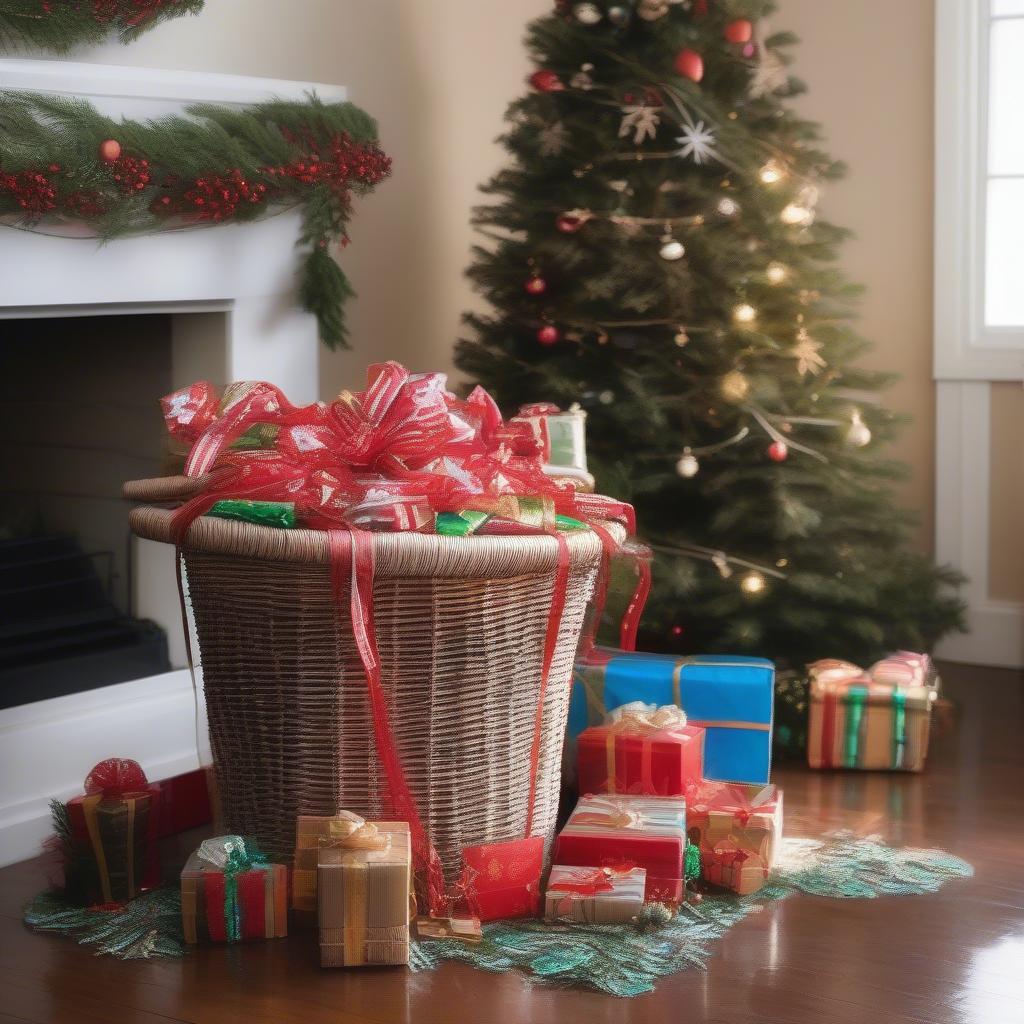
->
<box><xmin>0</xmin><ymin>314</ymin><xmax>174</xmax><ymax>709</ymax></box>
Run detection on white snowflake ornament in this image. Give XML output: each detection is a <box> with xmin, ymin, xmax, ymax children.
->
<box><xmin>675</xmin><ymin>120</ymin><xmax>717</xmax><ymax>165</ymax></box>
<box><xmin>538</xmin><ymin>121</ymin><xmax>570</xmax><ymax>156</ymax></box>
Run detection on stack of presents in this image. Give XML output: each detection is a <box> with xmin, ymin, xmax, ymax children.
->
<box><xmin>62</xmin><ymin>653</ymin><xmax>938</xmax><ymax>966</ymax></box>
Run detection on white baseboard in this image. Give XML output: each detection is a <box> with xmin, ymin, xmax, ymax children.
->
<box><xmin>936</xmin><ymin>600</ymin><xmax>1024</xmax><ymax>668</ymax></box>
<box><xmin>0</xmin><ymin>669</ymin><xmax>208</xmax><ymax>868</ymax></box>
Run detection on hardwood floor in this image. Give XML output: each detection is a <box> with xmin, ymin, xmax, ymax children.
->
<box><xmin>1</xmin><ymin>661</ymin><xmax>1022</xmax><ymax>1023</ymax></box>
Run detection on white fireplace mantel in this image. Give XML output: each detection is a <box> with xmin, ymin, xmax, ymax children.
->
<box><xmin>0</xmin><ymin>60</ymin><xmax>346</xmax><ymax>866</ymax></box>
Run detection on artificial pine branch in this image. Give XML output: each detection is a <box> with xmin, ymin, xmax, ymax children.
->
<box><xmin>0</xmin><ymin>0</ymin><xmax>204</xmax><ymax>53</ymax></box>
<box><xmin>0</xmin><ymin>91</ymin><xmax>391</xmax><ymax>348</ymax></box>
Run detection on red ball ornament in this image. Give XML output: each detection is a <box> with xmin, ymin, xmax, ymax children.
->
<box><xmin>537</xmin><ymin>324</ymin><xmax>560</xmax><ymax>346</ymax></box>
<box><xmin>767</xmin><ymin>440</ymin><xmax>789</xmax><ymax>462</ymax></box>
<box><xmin>671</xmin><ymin>625</ymin><xmax>684</xmax><ymax>637</ymax></box>
<box><xmin>525</xmin><ymin>275</ymin><xmax>547</xmax><ymax>296</ymax></box>
<box><xmin>673</xmin><ymin>49</ymin><xmax>704</xmax><ymax>83</ymax></box>
<box><xmin>98</xmin><ymin>138</ymin><xmax>122</xmax><ymax>163</ymax></box>
<box><xmin>529</xmin><ymin>70</ymin><xmax>565</xmax><ymax>93</ymax></box>
<box><xmin>724</xmin><ymin>18</ymin><xmax>753</xmax><ymax>44</ymax></box>
<box><xmin>556</xmin><ymin>212</ymin><xmax>584</xmax><ymax>233</ymax></box>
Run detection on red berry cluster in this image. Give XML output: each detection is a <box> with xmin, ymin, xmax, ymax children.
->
<box><xmin>267</xmin><ymin>134</ymin><xmax>391</xmax><ymax>194</ymax></box>
<box><xmin>153</xmin><ymin>169</ymin><xmax>268</xmax><ymax>222</ymax></box>
<box><xmin>0</xmin><ymin>166</ymin><xmax>60</xmax><ymax>215</ymax></box>
<box><xmin>63</xmin><ymin>189</ymin><xmax>106</xmax><ymax>217</ymax></box>
<box><xmin>91</xmin><ymin>0</ymin><xmax>174</xmax><ymax>26</ymax></box>
<box><xmin>107</xmin><ymin>154</ymin><xmax>152</xmax><ymax>193</ymax></box>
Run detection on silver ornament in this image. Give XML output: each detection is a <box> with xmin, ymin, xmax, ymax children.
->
<box><xmin>676</xmin><ymin>452</ymin><xmax>699</xmax><ymax>478</ymax></box>
<box><xmin>659</xmin><ymin>238</ymin><xmax>685</xmax><ymax>261</ymax></box>
<box><xmin>573</xmin><ymin>2</ymin><xmax>603</xmax><ymax>25</ymax></box>
<box><xmin>608</xmin><ymin>5</ymin><xmax>631</xmax><ymax>26</ymax></box>
<box><xmin>846</xmin><ymin>411</ymin><xmax>872</xmax><ymax>447</ymax></box>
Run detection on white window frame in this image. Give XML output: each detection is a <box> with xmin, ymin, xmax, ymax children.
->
<box><xmin>935</xmin><ymin>0</ymin><xmax>1024</xmax><ymax>379</ymax></box>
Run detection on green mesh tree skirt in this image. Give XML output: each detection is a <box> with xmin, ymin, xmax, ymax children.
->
<box><xmin>24</xmin><ymin>832</ymin><xmax>971</xmax><ymax>995</ymax></box>
<box><xmin>409</xmin><ymin>832</ymin><xmax>973</xmax><ymax>996</ymax></box>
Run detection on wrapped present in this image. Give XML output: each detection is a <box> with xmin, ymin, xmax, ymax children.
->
<box><xmin>415</xmin><ymin>915</ymin><xmax>483</xmax><ymax>943</ymax></box>
<box><xmin>292</xmin><ymin>811</ymin><xmax>371</xmax><ymax>919</ymax></box>
<box><xmin>544</xmin><ymin>864</ymin><xmax>647</xmax><ymax>923</ymax></box>
<box><xmin>510</xmin><ymin>401</ymin><xmax>594</xmax><ymax>492</ymax></box>
<box><xmin>807</xmin><ymin>652</ymin><xmax>938</xmax><ymax>771</ymax></box>
<box><xmin>62</xmin><ymin>758</ymin><xmax>161</xmax><ymax>905</ymax></box>
<box><xmin>318</xmin><ymin>816</ymin><xmax>412</xmax><ymax>967</ymax></box>
<box><xmin>569</xmin><ymin>649</ymin><xmax>774</xmax><ymax>785</ymax></box>
<box><xmin>686</xmin><ymin>782</ymin><xmax>783</xmax><ymax>896</ymax></box>
<box><xmin>553</xmin><ymin>793</ymin><xmax>687</xmax><ymax>902</ymax></box>
<box><xmin>459</xmin><ymin>835</ymin><xmax>545</xmax><ymax>922</ymax></box>
<box><xmin>180</xmin><ymin>835</ymin><xmax>287</xmax><ymax>943</ymax></box>
<box><xmin>576</xmin><ymin>703</ymin><xmax>704</xmax><ymax>797</ymax></box>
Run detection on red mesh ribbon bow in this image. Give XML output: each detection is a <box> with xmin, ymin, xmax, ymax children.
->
<box><xmin>83</xmin><ymin>758</ymin><xmax>149</xmax><ymax>797</ymax></box>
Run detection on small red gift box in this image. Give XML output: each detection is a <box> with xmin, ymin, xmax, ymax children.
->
<box><xmin>459</xmin><ymin>835</ymin><xmax>545</xmax><ymax>922</ymax></box>
<box><xmin>553</xmin><ymin>794</ymin><xmax>687</xmax><ymax>902</ymax></box>
<box><xmin>686</xmin><ymin>781</ymin><xmax>783</xmax><ymax>896</ymax></box>
<box><xmin>577</xmin><ymin>702</ymin><xmax>705</xmax><ymax>797</ymax></box>
<box><xmin>63</xmin><ymin>758</ymin><xmax>161</xmax><ymax>905</ymax></box>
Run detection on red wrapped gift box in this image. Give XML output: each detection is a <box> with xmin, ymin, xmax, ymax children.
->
<box><xmin>577</xmin><ymin>703</ymin><xmax>704</xmax><ymax>797</ymax></box>
<box><xmin>553</xmin><ymin>794</ymin><xmax>687</xmax><ymax>902</ymax></box>
<box><xmin>460</xmin><ymin>835</ymin><xmax>544</xmax><ymax>922</ymax></box>
<box><xmin>64</xmin><ymin>758</ymin><xmax>161</xmax><ymax>905</ymax></box>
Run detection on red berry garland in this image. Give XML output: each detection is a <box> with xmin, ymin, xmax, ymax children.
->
<box><xmin>181</xmin><ymin>170</ymin><xmax>268</xmax><ymax>222</ymax></box>
<box><xmin>0</xmin><ymin>168</ymin><xmax>59</xmax><ymax>215</ymax></box>
<box><xmin>107</xmin><ymin>154</ymin><xmax>152</xmax><ymax>193</ymax></box>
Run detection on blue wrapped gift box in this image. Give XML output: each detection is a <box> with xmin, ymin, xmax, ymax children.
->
<box><xmin>569</xmin><ymin>649</ymin><xmax>775</xmax><ymax>785</ymax></box>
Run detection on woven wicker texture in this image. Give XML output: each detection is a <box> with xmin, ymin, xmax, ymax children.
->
<box><xmin>129</xmin><ymin>504</ymin><xmax>611</xmax><ymax>880</ymax></box>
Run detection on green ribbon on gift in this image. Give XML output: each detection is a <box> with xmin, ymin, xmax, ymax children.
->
<box><xmin>196</xmin><ymin>836</ymin><xmax>268</xmax><ymax>943</ymax></box>
<box><xmin>684</xmin><ymin>841</ymin><xmax>701</xmax><ymax>883</ymax></box>
<box><xmin>843</xmin><ymin>686</ymin><xmax>868</xmax><ymax>768</ymax></box>
<box><xmin>434</xmin><ymin>509</ymin><xmax>590</xmax><ymax>537</ymax></box>
<box><xmin>891</xmin><ymin>689</ymin><xmax>907</xmax><ymax>770</ymax></box>
<box><xmin>208</xmin><ymin>500</ymin><xmax>296</xmax><ymax>529</ymax></box>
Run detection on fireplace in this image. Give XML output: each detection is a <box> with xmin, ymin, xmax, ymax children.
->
<box><xmin>0</xmin><ymin>58</ymin><xmax>343</xmax><ymax>865</ymax></box>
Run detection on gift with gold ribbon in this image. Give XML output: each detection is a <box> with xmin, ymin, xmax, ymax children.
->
<box><xmin>568</xmin><ymin>649</ymin><xmax>774</xmax><ymax>785</ymax></box>
<box><xmin>317</xmin><ymin>813</ymin><xmax>412</xmax><ymax>967</ymax></box>
<box><xmin>807</xmin><ymin>652</ymin><xmax>938</xmax><ymax>772</ymax></box>
<box><xmin>180</xmin><ymin>835</ymin><xmax>288</xmax><ymax>944</ymax></box>
<box><xmin>553</xmin><ymin>793</ymin><xmax>687</xmax><ymax>902</ymax></box>
<box><xmin>686</xmin><ymin>782</ymin><xmax>783</xmax><ymax>897</ymax></box>
<box><xmin>576</xmin><ymin>703</ymin><xmax>705</xmax><ymax>798</ymax></box>
<box><xmin>544</xmin><ymin>864</ymin><xmax>647</xmax><ymax>923</ymax></box>
<box><xmin>62</xmin><ymin>758</ymin><xmax>161</xmax><ymax>906</ymax></box>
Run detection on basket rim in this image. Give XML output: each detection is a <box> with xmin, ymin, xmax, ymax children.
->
<box><xmin>128</xmin><ymin>505</ymin><xmax>617</xmax><ymax>578</ymax></box>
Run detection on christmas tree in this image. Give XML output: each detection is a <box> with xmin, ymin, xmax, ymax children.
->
<box><xmin>456</xmin><ymin>0</ymin><xmax>963</xmax><ymax>670</ymax></box>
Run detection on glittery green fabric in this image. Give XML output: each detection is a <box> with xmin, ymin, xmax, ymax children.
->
<box><xmin>24</xmin><ymin>888</ymin><xmax>185</xmax><ymax>959</ymax></box>
<box><xmin>409</xmin><ymin>832</ymin><xmax>974</xmax><ymax>997</ymax></box>
<box><xmin>23</xmin><ymin>832</ymin><xmax>972</xmax><ymax>983</ymax></box>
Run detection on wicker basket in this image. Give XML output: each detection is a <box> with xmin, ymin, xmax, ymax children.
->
<box><xmin>126</xmin><ymin>479</ymin><xmax>613</xmax><ymax>880</ymax></box>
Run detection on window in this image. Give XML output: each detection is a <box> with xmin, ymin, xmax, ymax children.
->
<box><xmin>935</xmin><ymin>0</ymin><xmax>1024</xmax><ymax>378</ymax></box>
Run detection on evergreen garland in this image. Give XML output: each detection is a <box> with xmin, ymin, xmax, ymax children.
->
<box><xmin>0</xmin><ymin>0</ymin><xmax>203</xmax><ymax>52</ymax></box>
<box><xmin>0</xmin><ymin>91</ymin><xmax>391</xmax><ymax>348</ymax></box>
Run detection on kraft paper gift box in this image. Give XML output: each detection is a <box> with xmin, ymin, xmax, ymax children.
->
<box><xmin>569</xmin><ymin>649</ymin><xmax>774</xmax><ymax>785</ymax></box>
<box><xmin>64</xmin><ymin>758</ymin><xmax>161</xmax><ymax>906</ymax></box>
<box><xmin>686</xmin><ymin>782</ymin><xmax>783</xmax><ymax>897</ymax></box>
<box><xmin>293</xmin><ymin>811</ymin><xmax>376</xmax><ymax>924</ymax></box>
<box><xmin>807</xmin><ymin>652</ymin><xmax>938</xmax><ymax>772</ymax></box>
<box><xmin>544</xmin><ymin>864</ymin><xmax>647</xmax><ymax>923</ymax></box>
<box><xmin>180</xmin><ymin>836</ymin><xmax>288</xmax><ymax>944</ymax></box>
<box><xmin>318</xmin><ymin>817</ymin><xmax>412</xmax><ymax>967</ymax></box>
<box><xmin>553</xmin><ymin>793</ymin><xmax>687</xmax><ymax>902</ymax></box>
<box><xmin>576</xmin><ymin>703</ymin><xmax>705</xmax><ymax>797</ymax></box>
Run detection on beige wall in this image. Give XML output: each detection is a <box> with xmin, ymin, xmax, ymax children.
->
<box><xmin>989</xmin><ymin>383</ymin><xmax>1024</xmax><ymax>602</ymax></box>
<box><xmin>64</xmin><ymin>0</ymin><xmax>941</xmax><ymax>553</ymax></box>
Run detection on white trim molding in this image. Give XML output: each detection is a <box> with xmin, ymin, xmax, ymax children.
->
<box><xmin>0</xmin><ymin>60</ymin><xmax>345</xmax><ymax>864</ymax></box>
<box><xmin>935</xmin><ymin>0</ymin><xmax>1024</xmax><ymax>380</ymax></box>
